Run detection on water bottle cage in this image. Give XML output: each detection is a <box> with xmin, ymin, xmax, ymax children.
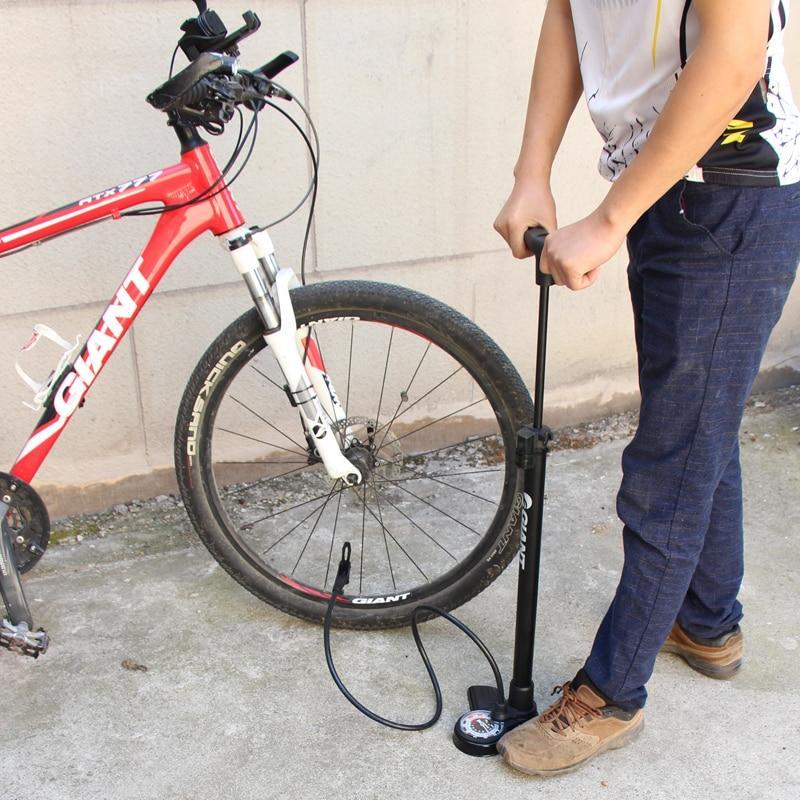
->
<box><xmin>15</xmin><ymin>324</ymin><xmax>82</xmax><ymax>412</ymax></box>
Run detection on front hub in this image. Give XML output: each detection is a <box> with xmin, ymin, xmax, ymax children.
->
<box><xmin>332</xmin><ymin>416</ymin><xmax>404</xmax><ymax>489</ymax></box>
<box><xmin>343</xmin><ymin>441</ymin><xmax>375</xmax><ymax>482</ymax></box>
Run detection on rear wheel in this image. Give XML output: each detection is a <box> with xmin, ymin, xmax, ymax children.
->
<box><xmin>175</xmin><ymin>281</ymin><xmax>533</xmax><ymax>628</ymax></box>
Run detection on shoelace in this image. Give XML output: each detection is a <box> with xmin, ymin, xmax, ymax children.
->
<box><xmin>541</xmin><ymin>683</ymin><xmax>602</xmax><ymax>733</ymax></box>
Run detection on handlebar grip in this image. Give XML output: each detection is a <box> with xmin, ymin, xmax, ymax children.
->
<box><xmin>256</xmin><ymin>51</ymin><xmax>300</xmax><ymax>80</ymax></box>
<box><xmin>524</xmin><ymin>226</ymin><xmax>553</xmax><ymax>288</ymax></box>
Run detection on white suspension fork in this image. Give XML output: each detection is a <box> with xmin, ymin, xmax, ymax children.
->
<box><xmin>247</xmin><ymin>230</ymin><xmax>351</xmax><ymax>437</ymax></box>
<box><xmin>295</xmin><ymin>327</ymin><xmax>355</xmax><ymax>445</ymax></box>
<box><xmin>222</xmin><ymin>227</ymin><xmax>361</xmax><ymax>486</ymax></box>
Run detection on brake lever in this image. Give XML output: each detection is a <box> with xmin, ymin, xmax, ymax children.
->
<box><xmin>239</xmin><ymin>71</ymin><xmax>293</xmax><ymax>105</ymax></box>
<box><xmin>263</xmin><ymin>82</ymin><xmax>293</xmax><ymax>102</ymax></box>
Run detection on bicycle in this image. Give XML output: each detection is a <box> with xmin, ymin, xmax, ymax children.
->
<box><xmin>0</xmin><ymin>0</ymin><xmax>534</xmax><ymax>658</ymax></box>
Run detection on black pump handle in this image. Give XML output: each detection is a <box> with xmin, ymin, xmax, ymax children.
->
<box><xmin>524</xmin><ymin>226</ymin><xmax>553</xmax><ymax>288</ymax></box>
<box><xmin>193</xmin><ymin>1</ymin><xmax>208</xmax><ymax>13</ymax></box>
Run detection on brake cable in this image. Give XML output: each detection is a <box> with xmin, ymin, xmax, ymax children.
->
<box><xmin>121</xmin><ymin>107</ymin><xmax>255</xmax><ymax>218</ymax></box>
<box><xmin>258</xmin><ymin>95</ymin><xmax>319</xmax><ymax>285</ymax></box>
<box><xmin>123</xmin><ymin>70</ymin><xmax>320</xmax><ymax>284</ymax></box>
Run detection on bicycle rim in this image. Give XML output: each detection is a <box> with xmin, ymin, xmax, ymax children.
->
<box><xmin>183</xmin><ymin>283</ymin><xmax>528</xmax><ymax>623</ymax></box>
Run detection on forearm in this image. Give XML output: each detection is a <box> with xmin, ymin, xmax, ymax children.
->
<box><xmin>599</xmin><ymin>3</ymin><xmax>769</xmax><ymax>231</ymax></box>
<box><xmin>514</xmin><ymin>0</ymin><xmax>583</xmax><ymax>183</ymax></box>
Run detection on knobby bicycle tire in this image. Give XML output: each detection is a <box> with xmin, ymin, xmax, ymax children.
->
<box><xmin>174</xmin><ymin>281</ymin><xmax>534</xmax><ymax>629</ymax></box>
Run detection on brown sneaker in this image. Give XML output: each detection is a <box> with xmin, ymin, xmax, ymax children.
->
<box><xmin>661</xmin><ymin>623</ymin><xmax>743</xmax><ymax>679</ymax></box>
<box><xmin>497</xmin><ymin>682</ymin><xmax>644</xmax><ymax>776</ymax></box>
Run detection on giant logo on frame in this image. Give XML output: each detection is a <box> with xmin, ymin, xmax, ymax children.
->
<box><xmin>54</xmin><ymin>258</ymin><xmax>151</xmax><ymax>417</ymax></box>
<box><xmin>16</xmin><ymin>257</ymin><xmax>151</xmax><ymax>463</ymax></box>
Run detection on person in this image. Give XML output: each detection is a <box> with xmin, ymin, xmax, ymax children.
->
<box><xmin>493</xmin><ymin>0</ymin><xmax>800</xmax><ymax>777</ymax></box>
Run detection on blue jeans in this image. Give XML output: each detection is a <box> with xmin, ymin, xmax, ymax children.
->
<box><xmin>583</xmin><ymin>179</ymin><xmax>800</xmax><ymax>710</ymax></box>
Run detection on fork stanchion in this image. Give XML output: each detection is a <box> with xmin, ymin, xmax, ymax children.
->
<box><xmin>453</xmin><ymin>226</ymin><xmax>552</xmax><ymax>756</ymax></box>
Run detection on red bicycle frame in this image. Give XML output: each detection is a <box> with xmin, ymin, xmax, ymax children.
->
<box><xmin>0</xmin><ymin>143</ymin><xmax>246</xmax><ymax>484</ymax></box>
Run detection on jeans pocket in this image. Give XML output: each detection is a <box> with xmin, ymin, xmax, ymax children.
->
<box><xmin>677</xmin><ymin>181</ymin><xmax>737</xmax><ymax>257</ymax></box>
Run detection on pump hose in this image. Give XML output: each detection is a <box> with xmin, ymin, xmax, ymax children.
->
<box><xmin>323</xmin><ymin>542</ymin><xmax>508</xmax><ymax>731</ymax></box>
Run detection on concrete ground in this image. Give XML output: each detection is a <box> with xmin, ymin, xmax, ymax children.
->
<box><xmin>2</xmin><ymin>387</ymin><xmax>799</xmax><ymax>800</ymax></box>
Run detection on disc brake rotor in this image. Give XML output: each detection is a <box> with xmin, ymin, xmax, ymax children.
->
<box><xmin>0</xmin><ymin>472</ymin><xmax>50</xmax><ymax>574</ymax></box>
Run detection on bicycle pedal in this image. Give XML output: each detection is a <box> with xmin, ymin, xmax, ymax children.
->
<box><xmin>0</xmin><ymin>619</ymin><xmax>49</xmax><ymax>658</ymax></box>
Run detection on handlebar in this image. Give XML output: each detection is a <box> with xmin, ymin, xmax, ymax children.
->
<box><xmin>146</xmin><ymin>6</ymin><xmax>300</xmax><ymax>132</ymax></box>
<box><xmin>147</xmin><ymin>48</ymin><xmax>300</xmax><ymax>131</ymax></box>
<box><xmin>147</xmin><ymin>52</ymin><xmax>238</xmax><ymax>111</ymax></box>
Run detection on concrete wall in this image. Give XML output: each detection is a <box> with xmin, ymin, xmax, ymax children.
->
<box><xmin>1</xmin><ymin>0</ymin><xmax>798</xmax><ymax>515</ymax></box>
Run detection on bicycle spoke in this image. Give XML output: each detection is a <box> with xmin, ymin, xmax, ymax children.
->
<box><xmin>301</xmin><ymin>327</ymin><xmax>313</xmax><ymax>365</ymax></box>
<box><xmin>372</xmin><ymin>485</ymin><xmax>397</xmax><ymax>590</ymax></box>
<box><xmin>230</xmin><ymin>395</ymin><xmax>307</xmax><ymax>452</ymax></box>
<box><xmin>406</xmin><ymin>433</ymin><xmax>502</xmax><ymax>461</ymax></box>
<box><xmin>324</xmin><ymin>490</ymin><xmax>344</xmax><ymax>589</ymax></box>
<box><xmin>352</xmin><ymin>486</ymin><xmax>428</xmax><ymax>582</ymax></box>
<box><xmin>292</xmin><ymin>482</ymin><xmax>341</xmax><ymax>576</ymax></box>
<box><xmin>359</xmin><ymin>483</ymin><xmax>367</xmax><ymax>594</ymax></box>
<box><xmin>249</xmin><ymin>364</ymin><xmax>286</xmax><ymax>393</ymax></box>
<box><xmin>263</xmin><ymin>497</ymin><xmax>332</xmax><ymax>555</ymax></box>
<box><xmin>374</xmin><ymin>326</ymin><xmax>394</xmax><ymax>429</ymax></box>
<box><xmin>221</xmin><ymin>463</ymin><xmax>317</xmax><ymax>499</ymax></box>
<box><xmin>344</xmin><ymin>322</ymin><xmax>354</xmax><ymax>421</ymax></box>
<box><xmin>372</xmin><ymin>365</ymin><xmax>464</xmax><ymax>439</ymax></box>
<box><xmin>376</xmin><ymin>459</ymin><xmax>498</xmax><ymax>505</ymax></box>
<box><xmin>376</xmin><ymin>488</ymin><xmax>458</xmax><ymax>561</ymax></box>
<box><xmin>253</xmin><ymin>335</ymin><xmax>339</xmax><ymax>436</ymax></box>
<box><xmin>243</xmin><ymin>486</ymin><xmax>340</xmax><ymax>529</ymax></box>
<box><xmin>379</xmin><ymin>396</ymin><xmax>489</xmax><ymax>450</ymax></box>
<box><xmin>375</xmin><ymin>342</ymin><xmax>431</xmax><ymax>453</ymax></box>
<box><xmin>295</xmin><ymin>327</ymin><xmax>338</xmax><ymax>432</ymax></box>
<box><xmin>217</xmin><ymin>460</ymin><xmax>308</xmax><ymax>466</ymax></box>
<box><xmin>216</xmin><ymin>427</ymin><xmax>307</xmax><ymax>459</ymax></box>
<box><xmin>377</xmin><ymin>473</ymin><xmax>482</xmax><ymax>536</ymax></box>
<box><xmin>371</xmin><ymin>467</ymin><xmax>504</xmax><ymax>485</ymax></box>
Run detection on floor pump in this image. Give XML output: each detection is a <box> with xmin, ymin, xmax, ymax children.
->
<box><xmin>453</xmin><ymin>226</ymin><xmax>553</xmax><ymax>756</ymax></box>
<box><xmin>323</xmin><ymin>227</ymin><xmax>555</xmax><ymax>753</ymax></box>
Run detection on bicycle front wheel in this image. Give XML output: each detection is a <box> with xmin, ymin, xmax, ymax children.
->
<box><xmin>175</xmin><ymin>281</ymin><xmax>534</xmax><ymax>628</ymax></box>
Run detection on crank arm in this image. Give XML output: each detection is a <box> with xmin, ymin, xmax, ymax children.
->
<box><xmin>0</xmin><ymin>496</ymin><xmax>47</xmax><ymax>656</ymax></box>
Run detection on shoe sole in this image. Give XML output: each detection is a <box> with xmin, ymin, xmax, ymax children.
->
<box><xmin>661</xmin><ymin>642</ymin><xmax>742</xmax><ymax>680</ymax></box>
<box><xmin>497</xmin><ymin>715</ymin><xmax>645</xmax><ymax>777</ymax></box>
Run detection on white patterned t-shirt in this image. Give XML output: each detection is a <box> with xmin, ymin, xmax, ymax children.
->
<box><xmin>568</xmin><ymin>0</ymin><xmax>800</xmax><ymax>185</ymax></box>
